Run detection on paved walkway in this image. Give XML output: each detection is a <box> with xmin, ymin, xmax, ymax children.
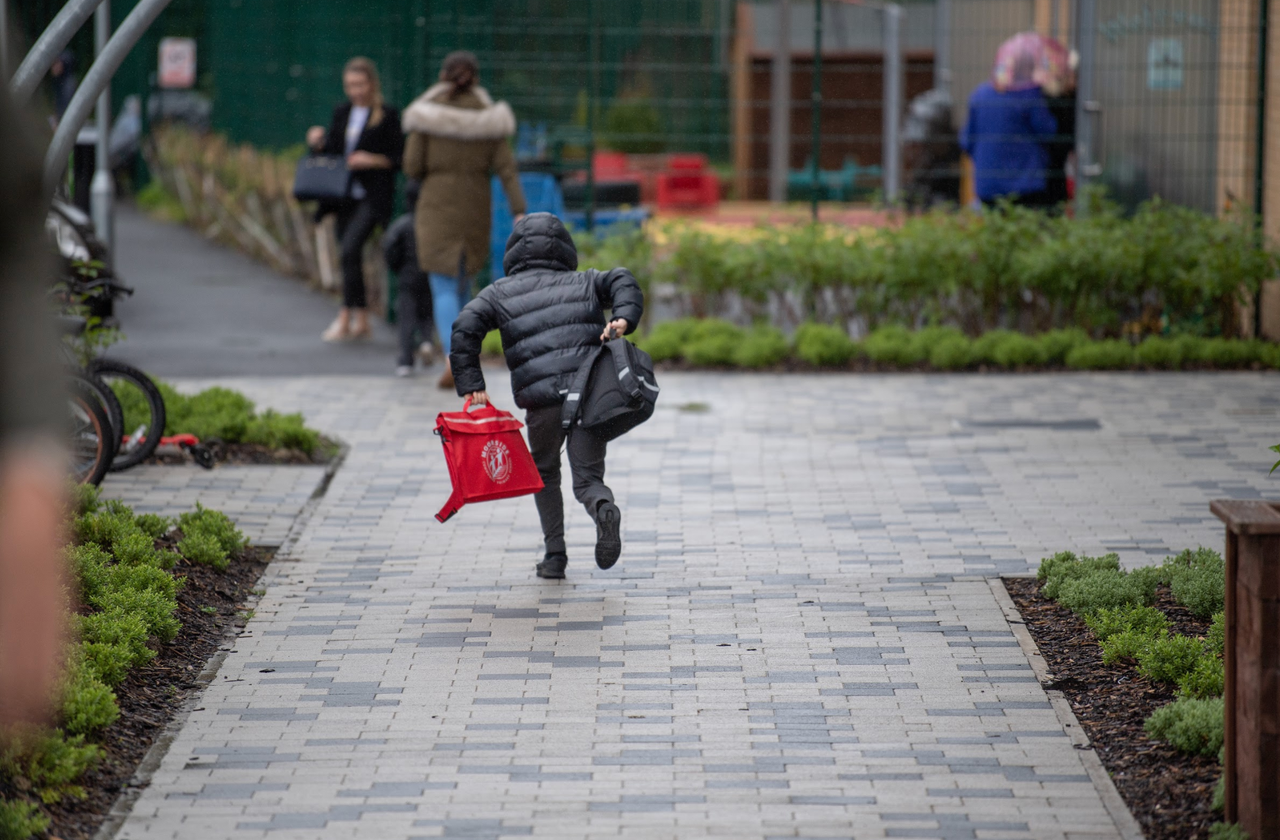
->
<box><xmin>112</xmin><ymin>371</ymin><xmax>1278</xmax><ymax>840</ymax></box>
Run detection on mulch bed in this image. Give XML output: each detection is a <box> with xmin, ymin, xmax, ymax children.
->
<box><xmin>146</xmin><ymin>438</ymin><xmax>339</xmax><ymax>467</ymax></box>
<box><xmin>1005</xmin><ymin>577</ymin><xmax>1221</xmax><ymax>840</ymax></box>
<box><xmin>39</xmin><ymin>546</ymin><xmax>271</xmax><ymax>840</ymax></box>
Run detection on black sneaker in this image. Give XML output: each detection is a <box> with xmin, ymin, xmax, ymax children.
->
<box><xmin>536</xmin><ymin>553</ymin><xmax>567</xmax><ymax>579</ymax></box>
<box><xmin>595</xmin><ymin>502</ymin><xmax>622</xmax><ymax>569</ymax></box>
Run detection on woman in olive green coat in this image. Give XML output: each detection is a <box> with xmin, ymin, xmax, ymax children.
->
<box><xmin>402</xmin><ymin>51</ymin><xmax>527</xmax><ymax>389</ymax></box>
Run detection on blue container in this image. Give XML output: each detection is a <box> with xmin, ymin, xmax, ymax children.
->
<box><xmin>490</xmin><ymin>173</ymin><xmax>565</xmax><ymax>280</ymax></box>
<box><xmin>562</xmin><ymin>207</ymin><xmax>651</xmax><ymax>236</ymax></box>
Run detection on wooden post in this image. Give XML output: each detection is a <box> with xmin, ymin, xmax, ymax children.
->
<box><xmin>1210</xmin><ymin>498</ymin><xmax>1280</xmax><ymax>839</ymax></box>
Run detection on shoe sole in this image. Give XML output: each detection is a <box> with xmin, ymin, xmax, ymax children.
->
<box><xmin>536</xmin><ymin>565</ymin><xmax>566</xmax><ymax>580</ymax></box>
<box><xmin>595</xmin><ymin>503</ymin><xmax>622</xmax><ymax>569</ymax></box>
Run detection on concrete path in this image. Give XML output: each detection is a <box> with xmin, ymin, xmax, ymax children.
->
<box><xmin>113</xmin><ymin>370</ymin><xmax>1279</xmax><ymax>839</ymax></box>
<box><xmin>110</xmin><ymin>207</ymin><xmax>417</xmax><ymax>377</ymax></box>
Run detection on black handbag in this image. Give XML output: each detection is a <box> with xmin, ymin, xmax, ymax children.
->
<box><xmin>560</xmin><ymin>337</ymin><xmax>659</xmax><ymax>442</ymax></box>
<box><xmin>292</xmin><ymin>154</ymin><xmax>351</xmax><ymax>202</ymax></box>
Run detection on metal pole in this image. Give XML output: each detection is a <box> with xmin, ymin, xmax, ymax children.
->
<box><xmin>882</xmin><ymin>3</ymin><xmax>902</xmax><ymax>203</ymax></box>
<box><xmin>91</xmin><ymin>0</ymin><xmax>113</xmax><ymax>255</ymax></box>
<box><xmin>585</xmin><ymin>0</ymin><xmax>597</xmax><ymax>231</ymax></box>
<box><xmin>10</xmin><ymin>0</ymin><xmax>106</xmax><ymax>102</ymax></box>
<box><xmin>934</xmin><ymin>0</ymin><xmax>951</xmax><ymax>92</ymax></box>
<box><xmin>769</xmin><ymin>0</ymin><xmax>791</xmax><ymax>202</ymax></box>
<box><xmin>810</xmin><ymin>0</ymin><xmax>822</xmax><ymax>221</ymax></box>
<box><xmin>43</xmin><ymin>0</ymin><xmax>173</xmax><ymax>193</ymax></box>
<box><xmin>1073</xmin><ymin>0</ymin><xmax>1098</xmax><ymax>215</ymax></box>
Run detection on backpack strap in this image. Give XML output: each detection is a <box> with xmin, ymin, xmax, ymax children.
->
<box><xmin>607</xmin><ymin>339</ymin><xmax>643</xmax><ymax>401</ymax></box>
<box><xmin>561</xmin><ymin>345</ymin><xmax>603</xmax><ymax>431</ymax></box>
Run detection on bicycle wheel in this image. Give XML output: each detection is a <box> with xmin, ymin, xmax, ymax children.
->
<box><xmin>68</xmin><ymin>370</ymin><xmax>123</xmax><ymax>461</ymax></box>
<box><xmin>68</xmin><ymin>380</ymin><xmax>112</xmax><ymax>486</ymax></box>
<box><xmin>89</xmin><ymin>358</ymin><xmax>167</xmax><ymax>471</ymax></box>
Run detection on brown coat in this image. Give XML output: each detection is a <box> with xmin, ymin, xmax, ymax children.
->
<box><xmin>402</xmin><ymin>84</ymin><xmax>527</xmax><ymax>277</ymax></box>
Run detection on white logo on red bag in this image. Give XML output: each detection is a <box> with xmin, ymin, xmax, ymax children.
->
<box><xmin>481</xmin><ymin>440</ymin><xmax>512</xmax><ymax>484</ymax></box>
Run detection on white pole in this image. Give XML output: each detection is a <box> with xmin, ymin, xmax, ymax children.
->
<box><xmin>769</xmin><ymin>0</ymin><xmax>792</xmax><ymax>202</ymax></box>
<box><xmin>934</xmin><ymin>0</ymin><xmax>951</xmax><ymax>92</ymax></box>
<box><xmin>882</xmin><ymin>3</ymin><xmax>903</xmax><ymax>203</ymax></box>
<box><xmin>91</xmin><ymin>0</ymin><xmax>114</xmax><ymax>256</ymax></box>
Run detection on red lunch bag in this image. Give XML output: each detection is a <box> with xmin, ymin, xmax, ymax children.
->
<box><xmin>434</xmin><ymin>397</ymin><xmax>544</xmax><ymax>523</ymax></box>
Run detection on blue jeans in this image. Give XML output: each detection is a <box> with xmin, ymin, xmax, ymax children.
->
<box><xmin>429</xmin><ymin>272</ymin><xmax>472</xmax><ymax>356</ymax></box>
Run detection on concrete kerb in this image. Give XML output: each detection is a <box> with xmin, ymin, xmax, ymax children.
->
<box><xmin>990</xmin><ymin>576</ymin><xmax>1146</xmax><ymax>840</ymax></box>
<box><xmin>91</xmin><ymin>441</ymin><xmax>349</xmax><ymax>840</ymax></box>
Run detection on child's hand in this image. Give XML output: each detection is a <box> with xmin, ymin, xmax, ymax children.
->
<box><xmin>466</xmin><ymin>391</ymin><xmax>489</xmax><ymax>407</ymax></box>
<box><xmin>601</xmin><ymin>319</ymin><xmax>628</xmax><ymax>341</ymax></box>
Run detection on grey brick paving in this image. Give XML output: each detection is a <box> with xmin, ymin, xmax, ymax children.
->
<box><xmin>115</xmin><ymin>372</ymin><xmax>1279</xmax><ymax>839</ymax></box>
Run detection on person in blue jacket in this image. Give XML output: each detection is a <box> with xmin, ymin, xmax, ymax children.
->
<box><xmin>959</xmin><ymin>81</ymin><xmax>1058</xmax><ymax>208</ymax></box>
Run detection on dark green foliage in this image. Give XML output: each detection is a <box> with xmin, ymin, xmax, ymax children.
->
<box><xmin>1214</xmin><ymin>772</ymin><xmax>1226</xmax><ymax>812</ymax></box>
<box><xmin>134</xmin><ymin>513</ymin><xmax>173</xmax><ymax>540</ymax></box>
<box><xmin>1101</xmin><ymin>628</ymin><xmax>1160</xmax><ymax>664</ymax></box>
<box><xmin>71</xmin><ymin>483</ymin><xmax>101</xmax><ymax>517</ymax></box>
<box><xmin>1137</xmin><ymin>633</ymin><xmax>1206</xmax><ymax>683</ymax></box>
<box><xmin>1135</xmin><ymin>336</ymin><xmax>1185</xmax><ymax>369</ymax></box>
<box><xmin>603</xmin><ymin>96</ymin><xmax>665</xmax><ymax>154</ymax></box>
<box><xmin>244</xmin><ymin>410</ymin><xmax>320</xmax><ymax>453</ymax></box>
<box><xmin>0</xmin><ymin>798</ymin><xmax>50</xmax><ymax>839</ymax></box>
<box><xmin>1083</xmin><ymin>604</ymin><xmax>1170</xmax><ymax>642</ymax></box>
<box><xmin>1036</xmin><ymin>328</ymin><xmax>1091</xmax><ymax>364</ymax></box>
<box><xmin>1036</xmin><ymin>551</ymin><xmax>1122</xmax><ymax>600</ymax></box>
<box><xmin>1144</xmin><ymin>697</ymin><xmax>1225</xmax><ymax>756</ymax></box>
<box><xmin>929</xmin><ymin>334</ymin><xmax>973</xmax><ymax>370</ymax></box>
<box><xmin>1056</xmin><ymin>569</ymin><xmax>1154</xmax><ymax>614</ymax></box>
<box><xmin>178</xmin><ymin>531</ymin><xmax>228</xmax><ymax>571</ymax></box>
<box><xmin>1209</xmin><ymin>822</ymin><xmax>1250</xmax><ymax>840</ymax></box>
<box><xmin>1190</xmin><ymin>338</ymin><xmax>1260</xmax><ymax>368</ymax></box>
<box><xmin>907</xmin><ymin>326</ymin><xmax>965</xmax><ymax>364</ymax></box>
<box><xmin>1208</xmin><ymin>611</ymin><xmax>1225</xmax><ymax>657</ymax></box>
<box><xmin>2</xmin><ymin>733</ymin><xmax>102</xmax><ymax>804</ymax></box>
<box><xmin>178</xmin><ymin>504</ymin><xmax>248</xmax><ymax>555</ymax></box>
<box><xmin>987</xmin><ymin>332</ymin><xmax>1049</xmax><ymax>368</ymax></box>
<box><xmin>861</xmin><ymin>325</ymin><xmax>915</xmax><ymax>365</ymax></box>
<box><xmin>154</xmin><ymin>381</ymin><xmax>323</xmax><ymax>455</ymax></box>
<box><xmin>1178</xmin><ymin>655</ymin><xmax>1225</xmax><ymax>700</ymax></box>
<box><xmin>1065</xmin><ymin>340</ymin><xmax>1135</xmax><ymax>370</ymax></box>
<box><xmin>683</xmin><ymin>320</ymin><xmax>743</xmax><ymax>366</ymax></box>
<box><xmin>1161</xmin><ymin>547</ymin><xmax>1225</xmax><ymax>617</ymax></box>
<box><xmin>734</xmin><ymin>326</ymin><xmax>790</xmax><ymax>369</ymax></box>
<box><xmin>60</xmin><ymin>659</ymin><xmax>119</xmax><ymax>735</ymax></box>
<box><xmin>639</xmin><ymin>318</ymin><xmax>697</xmax><ymax>362</ymax></box>
<box><xmin>794</xmin><ymin>323</ymin><xmax>856</xmax><ymax>366</ymax></box>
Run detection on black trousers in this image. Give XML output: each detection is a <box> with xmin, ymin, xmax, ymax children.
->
<box><xmin>525</xmin><ymin>405</ymin><xmax>613</xmax><ymax>556</ymax></box>
<box><xmin>335</xmin><ymin>199</ymin><xmax>382</xmax><ymax>309</ymax></box>
<box><xmin>396</xmin><ymin>268</ymin><xmax>434</xmax><ymax>366</ymax></box>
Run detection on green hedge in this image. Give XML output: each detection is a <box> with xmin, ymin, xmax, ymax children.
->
<box><xmin>0</xmin><ymin>488</ymin><xmax>247</xmax><ymax>838</ymax></box>
<box><xmin>630</xmin><ymin>319</ymin><xmax>1280</xmax><ymax>371</ymax></box>
<box><xmin>577</xmin><ymin>197</ymin><xmax>1277</xmax><ymax>338</ymax></box>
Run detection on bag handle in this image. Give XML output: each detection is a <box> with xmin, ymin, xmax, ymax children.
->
<box><xmin>606</xmin><ymin>338</ymin><xmax>643</xmax><ymax>400</ymax></box>
<box><xmin>462</xmin><ymin>396</ymin><xmax>501</xmax><ymax>417</ymax></box>
<box><xmin>561</xmin><ymin>345</ymin><xmax>604</xmax><ymax>431</ymax></box>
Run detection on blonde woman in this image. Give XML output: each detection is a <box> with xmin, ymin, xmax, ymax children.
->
<box><xmin>306</xmin><ymin>57</ymin><xmax>404</xmax><ymax>341</ymax></box>
<box><xmin>402</xmin><ymin>51</ymin><xmax>526</xmax><ymax>388</ymax></box>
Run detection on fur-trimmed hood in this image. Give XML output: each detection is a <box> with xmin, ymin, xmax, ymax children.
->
<box><xmin>401</xmin><ymin>83</ymin><xmax>516</xmax><ymax>140</ymax></box>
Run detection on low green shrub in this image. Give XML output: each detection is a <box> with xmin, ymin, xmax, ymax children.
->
<box><xmin>1135</xmin><ymin>336</ymin><xmax>1185</xmax><ymax>369</ymax></box>
<box><xmin>133</xmin><ymin>513</ymin><xmax>172</xmax><ymax>540</ymax></box>
<box><xmin>794</xmin><ymin>323</ymin><xmax>856</xmax><ymax>367</ymax></box>
<box><xmin>734</xmin><ymin>326</ymin><xmax>790</xmax><ymax>369</ymax></box>
<box><xmin>481</xmin><ymin>329</ymin><xmax>503</xmax><ymax>356</ymax></box>
<box><xmin>1101</xmin><ymin>628</ymin><xmax>1161</xmax><ymax>664</ymax></box>
<box><xmin>1161</xmin><ymin>547</ymin><xmax>1225</xmax><ymax>617</ymax></box>
<box><xmin>639</xmin><ymin>318</ymin><xmax>699</xmax><ymax>362</ymax></box>
<box><xmin>0</xmin><ymin>798</ymin><xmax>50</xmax><ymax>840</ymax></box>
<box><xmin>243</xmin><ymin>410</ymin><xmax>320</xmax><ymax>453</ymax></box>
<box><xmin>929</xmin><ymin>334</ymin><xmax>973</xmax><ymax>370</ymax></box>
<box><xmin>1144</xmin><ymin>696</ymin><xmax>1225</xmax><ymax>756</ymax></box>
<box><xmin>146</xmin><ymin>382</ymin><xmax>324</xmax><ymax>455</ymax></box>
<box><xmin>1065</xmin><ymin>339</ymin><xmax>1135</xmax><ymax>370</ymax></box>
<box><xmin>990</xmin><ymin>332</ymin><xmax>1049</xmax><ymax>368</ymax></box>
<box><xmin>1083</xmin><ymin>604</ymin><xmax>1170</xmax><ymax>641</ymax></box>
<box><xmin>683</xmin><ymin>319</ymin><xmax>743</xmax><ymax>366</ymax></box>
<box><xmin>862</xmin><ymin>325</ymin><xmax>915</xmax><ymax>365</ymax></box>
<box><xmin>1178</xmin><ymin>655</ymin><xmax>1225</xmax><ymax>699</ymax></box>
<box><xmin>908</xmin><ymin>326</ymin><xmax>965</xmax><ymax>364</ymax></box>
<box><xmin>1036</xmin><ymin>328</ymin><xmax>1091</xmax><ymax>364</ymax></box>
<box><xmin>1037</xmin><ymin>551</ymin><xmax>1121</xmax><ymax>600</ymax></box>
<box><xmin>1056</xmin><ymin>568</ymin><xmax>1154</xmax><ymax>614</ymax></box>
<box><xmin>969</xmin><ymin>329</ymin><xmax>1021</xmax><ymax>366</ymax></box>
<box><xmin>1208</xmin><ymin>822</ymin><xmax>1250</xmax><ymax>840</ymax></box>
<box><xmin>1137</xmin><ymin>633</ymin><xmax>1206</xmax><ymax>683</ymax></box>
<box><xmin>1192</xmin><ymin>338</ymin><xmax>1259</xmax><ymax>368</ymax></box>
<box><xmin>178</xmin><ymin>531</ymin><xmax>228</xmax><ymax>571</ymax></box>
<box><xmin>59</xmin><ymin>661</ymin><xmax>118</xmax><ymax>736</ymax></box>
<box><xmin>1208</xmin><ymin>611</ymin><xmax>1225</xmax><ymax>657</ymax></box>
<box><xmin>3</xmin><ymin>732</ymin><xmax>102</xmax><ymax>804</ymax></box>
<box><xmin>178</xmin><ymin>504</ymin><xmax>248</xmax><ymax>555</ymax></box>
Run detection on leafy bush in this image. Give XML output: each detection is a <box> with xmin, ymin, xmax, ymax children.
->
<box><xmin>862</xmin><ymin>325</ymin><xmax>916</xmax><ymax>365</ymax></box>
<box><xmin>1101</xmin><ymin>628</ymin><xmax>1161</xmax><ymax>664</ymax></box>
<box><xmin>1192</xmin><ymin>338</ymin><xmax>1260</xmax><ymax>368</ymax></box>
<box><xmin>1161</xmin><ymin>547</ymin><xmax>1225</xmax><ymax>617</ymax></box>
<box><xmin>639</xmin><ymin>318</ymin><xmax>699</xmax><ymax>362</ymax></box>
<box><xmin>1208</xmin><ymin>823</ymin><xmax>1250</xmax><ymax>840</ymax></box>
<box><xmin>150</xmin><ymin>381</ymin><xmax>323</xmax><ymax>455</ymax></box>
<box><xmin>1144</xmin><ymin>697</ymin><xmax>1225</xmax><ymax>756</ymax></box>
<box><xmin>0</xmin><ymin>798</ymin><xmax>50</xmax><ymax>839</ymax></box>
<box><xmin>929</xmin><ymin>334</ymin><xmax>973</xmax><ymax>370</ymax></box>
<box><xmin>1065</xmin><ymin>340</ymin><xmax>1135</xmax><ymax>370</ymax></box>
<box><xmin>178</xmin><ymin>504</ymin><xmax>248</xmax><ymax>555</ymax></box>
<box><xmin>1037</xmin><ymin>551</ymin><xmax>1121</xmax><ymax>599</ymax></box>
<box><xmin>1036</xmin><ymin>328</ymin><xmax>1090</xmax><ymax>364</ymax></box>
<box><xmin>481</xmin><ymin>330</ymin><xmax>503</xmax><ymax>356</ymax></box>
<box><xmin>734</xmin><ymin>326</ymin><xmax>790</xmax><ymax>369</ymax></box>
<box><xmin>683</xmin><ymin>319</ymin><xmax>743</xmax><ymax>367</ymax></box>
<box><xmin>907</xmin><ymin>326</ymin><xmax>965</xmax><ymax>364</ymax></box>
<box><xmin>1084</xmin><ymin>604</ymin><xmax>1170</xmax><ymax>641</ymax></box>
<box><xmin>1137</xmin><ymin>633</ymin><xmax>1206</xmax><ymax>683</ymax></box>
<box><xmin>244</xmin><ymin>410</ymin><xmax>319</xmax><ymax>453</ymax></box>
<box><xmin>178</xmin><ymin>532</ymin><xmax>228</xmax><ymax>571</ymax></box>
<box><xmin>59</xmin><ymin>659</ymin><xmax>119</xmax><ymax>736</ymax></box>
<box><xmin>1208</xmin><ymin>611</ymin><xmax>1225</xmax><ymax>657</ymax></box>
<box><xmin>3</xmin><ymin>732</ymin><xmax>102</xmax><ymax>804</ymax></box>
<box><xmin>989</xmin><ymin>332</ymin><xmax>1049</xmax><ymax>368</ymax></box>
<box><xmin>603</xmin><ymin>96</ymin><xmax>665</xmax><ymax>154</ymax></box>
<box><xmin>1135</xmin><ymin>336</ymin><xmax>1185</xmax><ymax>369</ymax></box>
<box><xmin>794</xmin><ymin>323</ymin><xmax>856</xmax><ymax>367</ymax></box>
<box><xmin>1056</xmin><ymin>569</ymin><xmax>1154</xmax><ymax>614</ymax></box>
<box><xmin>1179</xmin><ymin>656</ymin><xmax>1225</xmax><ymax>699</ymax></box>
<box><xmin>133</xmin><ymin>513</ymin><xmax>172</xmax><ymax>540</ymax></box>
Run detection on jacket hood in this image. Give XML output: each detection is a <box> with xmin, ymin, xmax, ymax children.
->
<box><xmin>503</xmin><ymin>213</ymin><xmax>578</xmax><ymax>276</ymax></box>
<box><xmin>401</xmin><ymin>83</ymin><xmax>516</xmax><ymax>140</ymax></box>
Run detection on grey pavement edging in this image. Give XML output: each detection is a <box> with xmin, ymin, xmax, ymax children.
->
<box><xmin>989</xmin><ymin>576</ymin><xmax>1146</xmax><ymax>840</ymax></box>
<box><xmin>91</xmin><ymin>443</ymin><xmax>348</xmax><ymax>840</ymax></box>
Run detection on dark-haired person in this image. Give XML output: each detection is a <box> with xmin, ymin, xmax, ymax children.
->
<box><xmin>306</xmin><ymin>57</ymin><xmax>404</xmax><ymax>342</ymax></box>
<box><xmin>402</xmin><ymin>50</ymin><xmax>526</xmax><ymax>389</ymax></box>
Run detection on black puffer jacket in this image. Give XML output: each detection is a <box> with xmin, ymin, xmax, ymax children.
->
<box><xmin>451</xmin><ymin>213</ymin><xmax>644</xmax><ymax>409</ymax></box>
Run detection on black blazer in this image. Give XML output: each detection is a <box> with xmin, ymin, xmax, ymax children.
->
<box><xmin>315</xmin><ymin>101</ymin><xmax>404</xmax><ymax>221</ymax></box>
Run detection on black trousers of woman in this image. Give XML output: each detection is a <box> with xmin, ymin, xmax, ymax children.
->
<box><xmin>334</xmin><ymin>199</ymin><xmax>383</xmax><ymax>309</ymax></box>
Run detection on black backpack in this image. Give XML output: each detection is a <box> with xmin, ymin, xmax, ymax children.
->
<box><xmin>560</xmin><ymin>338</ymin><xmax>659</xmax><ymax>441</ymax></box>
